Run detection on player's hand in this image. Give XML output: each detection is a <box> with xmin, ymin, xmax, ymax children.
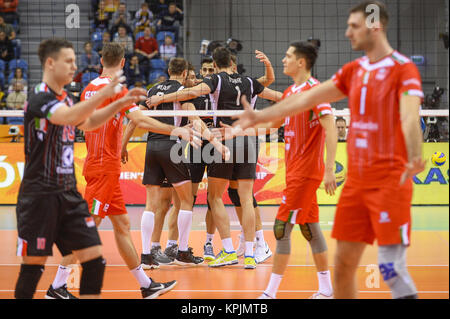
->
<box><xmin>400</xmin><ymin>157</ymin><xmax>426</xmax><ymax>185</ymax></box>
<box><xmin>323</xmin><ymin>169</ymin><xmax>337</xmax><ymax>196</ymax></box>
<box><xmin>174</xmin><ymin>125</ymin><xmax>202</xmax><ymax>149</ymax></box>
<box><xmin>218</xmin><ymin>143</ymin><xmax>231</xmax><ymax>161</ymax></box>
<box><xmin>255</xmin><ymin>50</ymin><xmax>271</xmax><ymax>66</ymax></box>
<box><xmin>146</xmin><ymin>95</ymin><xmax>163</xmax><ymax>108</ymax></box>
<box><xmin>121</xmin><ymin>148</ymin><xmax>128</xmax><ymax>164</ymax></box>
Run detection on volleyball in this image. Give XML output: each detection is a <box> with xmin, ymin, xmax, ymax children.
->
<box><xmin>431</xmin><ymin>152</ymin><xmax>446</xmax><ymax>166</ymax></box>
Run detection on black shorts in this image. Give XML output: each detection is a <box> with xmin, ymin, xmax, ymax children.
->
<box><xmin>208</xmin><ymin>136</ymin><xmax>258</xmax><ymax>180</ymax></box>
<box><xmin>186</xmin><ymin>140</ymin><xmax>212</xmax><ymax>183</ymax></box>
<box><xmin>142</xmin><ymin>140</ymin><xmax>191</xmax><ymax>186</ymax></box>
<box><xmin>16</xmin><ymin>190</ymin><xmax>102</xmax><ymax>257</ymax></box>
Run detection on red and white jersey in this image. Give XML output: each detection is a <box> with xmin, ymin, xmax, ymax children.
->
<box><xmin>283</xmin><ymin>77</ymin><xmax>333</xmax><ymax>181</ymax></box>
<box><xmin>332</xmin><ymin>51</ymin><xmax>424</xmax><ymax>188</ymax></box>
<box><xmin>81</xmin><ymin>76</ymin><xmax>139</xmax><ymax>176</ymax></box>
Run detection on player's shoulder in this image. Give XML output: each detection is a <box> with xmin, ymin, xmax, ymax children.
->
<box><xmin>29</xmin><ymin>83</ymin><xmax>56</xmax><ymax>103</ymax></box>
<box><xmin>390</xmin><ymin>51</ymin><xmax>413</xmax><ymax>66</ymax></box>
<box><xmin>307</xmin><ymin>77</ymin><xmax>321</xmax><ymax>87</ymax></box>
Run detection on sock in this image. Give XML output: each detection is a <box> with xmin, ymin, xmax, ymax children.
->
<box><xmin>264</xmin><ymin>273</ymin><xmax>283</xmax><ymax>299</ymax></box>
<box><xmin>151</xmin><ymin>242</ymin><xmax>160</xmax><ymax>249</ymax></box>
<box><xmin>317</xmin><ymin>270</ymin><xmax>333</xmax><ymax>296</ymax></box>
<box><xmin>222</xmin><ymin>237</ymin><xmax>234</xmax><ymax>253</ymax></box>
<box><xmin>15</xmin><ymin>264</ymin><xmax>45</xmax><ymax>299</ymax></box>
<box><xmin>206</xmin><ymin>233</ymin><xmax>214</xmax><ymax>244</ymax></box>
<box><xmin>255</xmin><ymin>230</ymin><xmax>265</xmax><ymax>246</ymax></box>
<box><xmin>177</xmin><ymin>210</ymin><xmax>192</xmax><ymax>252</ymax></box>
<box><xmin>141</xmin><ymin>211</ymin><xmax>154</xmax><ymax>255</ymax></box>
<box><xmin>130</xmin><ymin>265</ymin><xmax>152</xmax><ymax>288</ymax></box>
<box><xmin>52</xmin><ymin>265</ymin><xmax>72</xmax><ymax>289</ymax></box>
<box><xmin>245</xmin><ymin>241</ymin><xmax>254</xmax><ymax>257</ymax></box>
<box><xmin>167</xmin><ymin>239</ymin><xmax>177</xmax><ymax>248</ymax></box>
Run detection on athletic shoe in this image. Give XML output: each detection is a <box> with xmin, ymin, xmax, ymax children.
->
<box><xmin>208</xmin><ymin>249</ymin><xmax>238</xmax><ymax>267</ymax></box>
<box><xmin>255</xmin><ymin>241</ymin><xmax>272</xmax><ymax>264</ymax></box>
<box><xmin>164</xmin><ymin>244</ymin><xmax>178</xmax><ymax>262</ymax></box>
<box><xmin>244</xmin><ymin>256</ymin><xmax>257</xmax><ymax>269</ymax></box>
<box><xmin>45</xmin><ymin>284</ymin><xmax>78</xmax><ymax>299</ymax></box>
<box><xmin>141</xmin><ymin>253</ymin><xmax>160</xmax><ymax>270</ymax></box>
<box><xmin>236</xmin><ymin>237</ymin><xmax>245</xmax><ymax>257</ymax></box>
<box><xmin>203</xmin><ymin>242</ymin><xmax>215</xmax><ymax>261</ymax></box>
<box><xmin>141</xmin><ymin>279</ymin><xmax>177</xmax><ymax>299</ymax></box>
<box><xmin>257</xmin><ymin>292</ymin><xmax>274</xmax><ymax>299</ymax></box>
<box><xmin>151</xmin><ymin>245</ymin><xmax>173</xmax><ymax>265</ymax></box>
<box><xmin>175</xmin><ymin>247</ymin><xmax>204</xmax><ymax>265</ymax></box>
<box><xmin>309</xmin><ymin>292</ymin><xmax>334</xmax><ymax>299</ymax></box>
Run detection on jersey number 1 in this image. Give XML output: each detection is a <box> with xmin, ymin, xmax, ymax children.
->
<box><xmin>235</xmin><ymin>86</ymin><xmax>241</xmax><ymax>106</ymax></box>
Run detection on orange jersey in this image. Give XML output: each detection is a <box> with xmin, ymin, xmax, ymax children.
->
<box><xmin>332</xmin><ymin>51</ymin><xmax>424</xmax><ymax>188</ymax></box>
<box><xmin>80</xmin><ymin>76</ymin><xmax>139</xmax><ymax>176</ymax></box>
<box><xmin>282</xmin><ymin>77</ymin><xmax>333</xmax><ymax>181</ymax></box>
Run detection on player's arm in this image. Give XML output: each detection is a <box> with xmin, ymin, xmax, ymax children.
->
<box><xmin>234</xmin><ymin>79</ymin><xmax>345</xmax><ymax>130</ymax></box>
<box><xmin>255</xmin><ymin>50</ymin><xmax>275</xmax><ymax>87</ymax></box>
<box><xmin>121</xmin><ymin>111</ymin><xmax>141</xmax><ymax>164</ymax></box>
<box><xmin>399</xmin><ymin>95</ymin><xmax>426</xmax><ymax>185</ymax></box>
<box><xmin>257</xmin><ymin>87</ymin><xmax>283</xmax><ymax>102</ymax></box>
<box><xmin>78</xmin><ymin>88</ymin><xmax>147</xmax><ymax>131</ymax></box>
<box><xmin>49</xmin><ymin>73</ymin><xmax>126</xmax><ymax>126</ymax></box>
<box><xmin>319</xmin><ymin>114</ymin><xmax>338</xmax><ymax>195</ymax></box>
<box><xmin>146</xmin><ymin>83</ymin><xmax>211</xmax><ymax>107</ymax></box>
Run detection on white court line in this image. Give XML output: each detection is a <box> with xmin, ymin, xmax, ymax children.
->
<box><xmin>0</xmin><ymin>263</ymin><xmax>448</xmax><ymax>267</ymax></box>
<box><xmin>0</xmin><ymin>289</ymin><xmax>448</xmax><ymax>294</ymax></box>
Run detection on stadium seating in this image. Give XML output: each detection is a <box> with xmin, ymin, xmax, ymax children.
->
<box><xmin>156</xmin><ymin>31</ymin><xmax>175</xmax><ymax>46</ymax></box>
<box><xmin>8</xmin><ymin>59</ymin><xmax>28</xmax><ymax>72</ymax></box>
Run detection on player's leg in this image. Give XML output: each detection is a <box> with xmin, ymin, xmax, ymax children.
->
<box><xmin>166</xmin><ymin>188</ymin><xmax>180</xmax><ymax>253</ymax></box>
<box><xmin>15</xmin><ymin>256</ymin><xmax>47</xmax><ymax>299</ymax></box>
<box><xmin>254</xmin><ymin>205</ymin><xmax>273</xmax><ymax>264</ymax></box>
<box><xmin>227</xmin><ymin>180</ymin><xmax>246</xmax><ymax>256</ymax></box>
<box><xmin>204</xmin><ymin>201</ymin><xmax>216</xmax><ymax>261</ymax></box>
<box><xmin>46</xmin><ymin>252</ymin><xmax>78</xmax><ymax>299</ymax></box>
<box><xmin>237</xmin><ymin>178</ymin><xmax>257</xmax><ymax>269</ymax></box>
<box><xmin>71</xmin><ymin>245</ymin><xmax>105</xmax><ymax>299</ymax></box>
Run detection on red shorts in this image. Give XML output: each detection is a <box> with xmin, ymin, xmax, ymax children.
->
<box><xmin>276</xmin><ymin>177</ymin><xmax>321</xmax><ymax>225</ymax></box>
<box><xmin>331</xmin><ymin>180</ymin><xmax>413</xmax><ymax>246</ymax></box>
<box><xmin>84</xmin><ymin>174</ymin><xmax>127</xmax><ymax>219</ymax></box>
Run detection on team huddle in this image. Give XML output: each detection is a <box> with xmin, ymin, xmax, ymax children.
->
<box><xmin>14</xmin><ymin>1</ymin><xmax>425</xmax><ymax>299</ymax></box>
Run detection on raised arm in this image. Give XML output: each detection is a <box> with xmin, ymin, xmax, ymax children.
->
<box><xmin>255</xmin><ymin>50</ymin><xmax>275</xmax><ymax>87</ymax></box>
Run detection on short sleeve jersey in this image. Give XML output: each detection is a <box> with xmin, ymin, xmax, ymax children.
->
<box><xmin>81</xmin><ymin>76</ymin><xmax>139</xmax><ymax>176</ymax></box>
<box><xmin>282</xmin><ymin>77</ymin><xmax>333</xmax><ymax>181</ymax></box>
<box><xmin>146</xmin><ymin>79</ymin><xmax>184</xmax><ymax>141</ymax></box>
<box><xmin>19</xmin><ymin>83</ymin><xmax>77</xmax><ymax>195</ymax></box>
<box><xmin>202</xmin><ymin>72</ymin><xmax>264</xmax><ymax>127</ymax></box>
<box><xmin>332</xmin><ymin>51</ymin><xmax>424</xmax><ymax>187</ymax></box>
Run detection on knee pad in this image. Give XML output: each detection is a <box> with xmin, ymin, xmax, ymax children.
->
<box><xmin>80</xmin><ymin>256</ymin><xmax>106</xmax><ymax>296</ymax></box>
<box><xmin>378</xmin><ymin>245</ymin><xmax>417</xmax><ymax>299</ymax></box>
<box><xmin>300</xmin><ymin>223</ymin><xmax>328</xmax><ymax>254</ymax></box>
<box><xmin>253</xmin><ymin>195</ymin><xmax>258</xmax><ymax>208</ymax></box>
<box><xmin>15</xmin><ymin>264</ymin><xmax>45</xmax><ymax>299</ymax></box>
<box><xmin>274</xmin><ymin>219</ymin><xmax>293</xmax><ymax>254</ymax></box>
<box><xmin>227</xmin><ymin>187</ymin><xmax>241</xmax><ymax>207</ymax></box>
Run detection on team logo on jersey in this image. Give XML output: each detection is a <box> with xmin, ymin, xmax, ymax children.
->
<box><xmin>379</xmin><ymin>211</ymin><xmax>391</xmax><ymax>224</ymax></box>
<box><xmin>61</xmin><ymin>145</ymin><xmax>74</xmax><ymax>168</ymax></box>
<box><xmin>375</xmin><ymin>68</ymin><xmax>389</xmax><ymax>81</ymax></box>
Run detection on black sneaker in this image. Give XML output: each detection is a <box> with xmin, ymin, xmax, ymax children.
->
<box><xmin>164</xmin><ymin>244</ymin><xmax>178</xmax><ymax>261</ymax></box>
<box><xmin>141</xmin><ymin>279</ymin><xmax>177</xmax><ymax>299</ymax></box>
<box><xmin>141</xmin><ymin>253</ymin><xmax>160</xmax><ymax>270</ymax></box>
<box><xmin>45</xmin><ymin>284</ymin><xmax>78</xmax><ymax>299</ymax></box>
<box><xmin>151</xmin><ymin>245</ymin><xmax>173</xmax><ymax>265</ymax></box>
<box><xmin>175</xmin><ymin>247</ymin><xmax>204</xmax><ymax>265</ymax></box>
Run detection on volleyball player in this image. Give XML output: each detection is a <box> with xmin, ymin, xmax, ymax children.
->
<box><xmin>235</xmin><ymin>1</ymin><xmax>425</xmax><ymax>299</ymax></box>
<box><xmin>15</xmin><ymin>38</ymin><xmax>145</xmax><ymax>299</ymax></box>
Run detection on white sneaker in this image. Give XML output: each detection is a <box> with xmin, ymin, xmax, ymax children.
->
<box><xmin>309</xmin><ymin>292</ymin><xmax>333</xmax><ymax>299</ymax></box>
<box><xmin>258</xmin><ymin>292</ymin><xmax>275</xmax><ymax>299</ymax></box>
<box><xmin>236</xmin><ymin>237</ymin><xmax>245</xmax><ymax>257</ymax></box>
<box><xmin>255</xmin><ymin>241</ymin><xmax>272</xmax><ymax>264</ymax></box>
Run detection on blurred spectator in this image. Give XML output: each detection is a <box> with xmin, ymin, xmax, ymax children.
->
<box><xmin>148</xmin><ymin>73</ymin><xmax>167</xmax><ymax>89</ymax></box>
<box><xmin>0</xmin><ymin>15</ymin><xmax>18</xmax><ymax>57</ymax></box>
<box><xmin>8</xmin><ymin>67</ymin><xmax>27</xmax><ymax>93</ymax></box>
<box><xmin>0</xmin><ymin>30</ymin><xmax>13</xmax><ymax>61</ymax></box>
<box><xmin>94</xmin><ymin>0</ymin><xmax>110</xmax><ymax>31</ymax></box>
<box><xmin>0</xmin><ymin>0</ymin><xmax>19</xmax><ymax>27</ymax></box>
<box><xmin>6</xmin><ymin>81</ymin><xmax>25</xmax><ymax>110</ymax></box>
<box><xmin>134</xmin><ymin>2</ymin><xmax>154</xmax><ymax>35</ymax></box>
<box><xmin>113</xmin><ymin>25</ymin><xmax>134</xmax><ymax>57</ymax></box>
<box><xmin>156</xmin><ymin>2</ymin><xmax>183</xmax><ymax>43</ymax></box>
<box><xmin>134</xmin><ymin>26</ymin><xmax>158</xmax><ymax>80</ymax></box>
<box><xmin>97</xmin><ymin>31</ymin><xmax>111</xmax><ymax>54</ymax></box>
<box><xmin>80</xmin><ymin>41</ymin><xmax>101</xmax><ymax>73</ymax></box>
<box><xmin>336</xmin><ymin>117</ymin><xmax>347</xmax><ymax>142</ymax></box>
<box><xmin>110</xmin><ymin>2</ymin><xmax>132</xmax><ymax>35</ymax></box>
<box><xmin>125</xmin><ymin>55</ymin><xmax>145</xmax><ymax>88</ymax></box>
<box><xmin>159</xmin><ymin>34</ymin><xmax>176</xmax><ymax>62</ymax></box>
<box><xmin>150</xmin><ymin>0</ymin><xmax>168</xmax><ymax>16</ymax></box>
<box><xmin>104</xmin><ymin>0</ymin><xmax>119</xmax><ymax>14</ymax></box>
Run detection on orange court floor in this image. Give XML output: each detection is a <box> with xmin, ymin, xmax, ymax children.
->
<box><xmin>0</xmin><ymin>205</ymin><xmax>448</xmax><ymax>299</ymax></box>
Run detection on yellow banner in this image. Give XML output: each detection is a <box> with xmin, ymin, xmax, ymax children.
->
<box><xmin>0</xmin><ymin>142</ymin><xmax>448</xmax><ymax>205</ymax></box>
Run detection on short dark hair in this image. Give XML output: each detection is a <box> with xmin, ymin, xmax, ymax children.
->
<box><xmin>212</xmin><ymin>47</ymin><xmax>232</xmax><ymax>69</ymax></box>
<box><xmin>289</xmin><ymin>41</ymin><xmax>318</xmax><ymax>70</ymax></box>
<box><xmin>187</xmin><ymin>62</ymin><xmax>195</xmax><ymax>72</ymax></box>
<box><xmin>336</xmin><ymin>117</ymin><xmax>346</xmax><ymax>123</ymax></box>
<box><xmin>38</xmin><ymin>38</ymin><xmax>74</xmax><ymax>66</ymax></box>
<box><xmin>168</xmin><ymin>57</ymin><xmax>188</xmax><ymax>75</ymax></box>
<box><xmin>101</xmin><ymin>42</ymin><xmax>125</xmax><ymax>67</ymax></box>
<box><xmin>201</xmin><ymin>57</ymin><xmax>213</xmax><ymax>66</ymax></box>
<box><xmin>350</xmin><ymin>1</ymin><xmax>389</xmax><ymax>29</ymax></box>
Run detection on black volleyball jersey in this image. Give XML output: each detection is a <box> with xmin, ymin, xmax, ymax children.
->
<box><xmin>19</xmin><ymin>83</ymin><xmax>77</xmax><ymax>195</ymax></box>
<box><xmin>146</xmin><ymin>79</ymin><xmax>184</xmax><ymax>141</ymax></box>
<box><xmin>202</xmin><ymin>72</ymin><xmax>264</xmax><ymax>126</ymax></box>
